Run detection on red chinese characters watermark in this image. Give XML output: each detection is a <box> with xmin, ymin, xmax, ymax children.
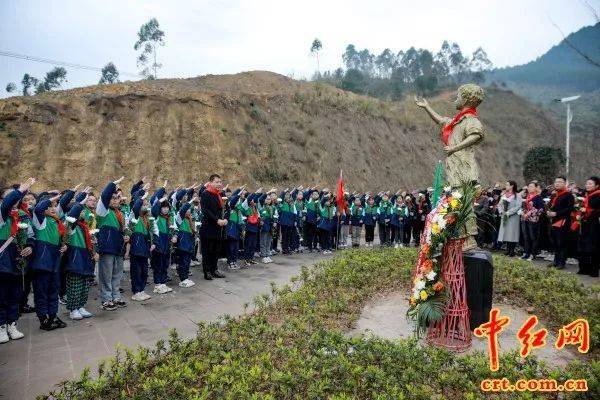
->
<box><xmin>475</xmin><ymin>310</ymin><xmax>590</xmax><ymax>371</ymax></box>
<box><xmin>517</xmin><ymin>316</ymin><xmax>547</xmax><ymax>358</ymax></box>
<box><xmin>555</xmin><ymin>318</ymin><xmax>590</xmax><ymax>353</ymax></box>
<box><xmin>474</xmin><ymin>308</ymin><xmax>510</xmax><ymax>371</ymax></box>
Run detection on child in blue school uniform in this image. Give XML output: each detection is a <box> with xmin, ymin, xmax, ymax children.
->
<box><xmin>362</xmin><ymin>196</ymin><xmax>377</xmax><ymax>247</ymax></box>
<box><xmin>258</xmin><ymin>192</ymin><xmax>276</xmax><ymax>263</ymax></box>
<box><xmin>0</xmin><ymin>178</ymin><xmax>35</xmax><ymax>343</ymax></box>
<box><xmin>377</xmin><ymin>193</ymin><xmax>392</xmax><ymax>247</ymax></box>
<box><xmin>96</xmin><ymin>178</ymin><xmax>128</xmax><ymax>311</ymax></box>
<box><xmin>151</xmin><ymin>192</ymin><xmax>176</xmax><ymax>295</ymax></box>
<box><xmin>349</xmin><ymin>197</ymin><xmax>363</xmax><ymax>248</ymax></box>
<box><xmin>31</xmin><ymin>193</ymin><xmax>69</xmax><ymax>331</ymax></box>
<box><xmin>242</xmin><ymin>193</ymin><xmax>261</xmax><ymax>266</ymax></box>
<box><xmin>129</xmin><ymin>191</ymin><xmax>154</xmax><ymax>301</ymax></box>
<box><xmin>64</xmin><ymin>202</ymin><xmax>96</xmax><ymax>320</ymax></box>
<box><xmin>277</xmin><ymin>191</ymin><xmax>297</xmax><ymax>255</ymax></box>
<box><xmin>225</xmin><ymin>187</ymin><xmax>245</xmax><ymax>270</ymax></box>
<box><xmin>390</xmin><ymin>195</ymin><xmax>405</xmax><ymax>248</ymax></box>
<box><xmin>317</xmin><ymin>196</ymin><xmax>336</xmax><ymax>254</ymax></box>
<box><xmin>304</xmin><ymin>189</ymin><xmax>320</xmax><ymax>252</ymax></box>
<box><xmin>175</xmin><ymin>202</ymin><xmax>196</xmax><ymax>287</ymax></box>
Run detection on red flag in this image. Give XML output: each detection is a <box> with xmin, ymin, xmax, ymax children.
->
<box><xmin>336</xmin><ymin>170</ymin><xmax>345</xmax><ymax>211</ymax></box>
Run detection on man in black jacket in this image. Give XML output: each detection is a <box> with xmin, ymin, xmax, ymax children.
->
<box><xmin>547</xmin><ymin>176</ymin><xmax>574</xmax><ymax>270</ymax></box>
<box><xmin>199</xmin><ymin>174</ymin><xmax>227</xmax><ymax>280</ymax></box>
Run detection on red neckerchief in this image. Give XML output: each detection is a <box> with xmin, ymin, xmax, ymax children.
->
<box><xmin>583</xmin><ymin>189</ymin><xmax>600</xmax><ymax>220</ymax></box>
<box><xmin>9</xmin><ymin>209</ymin><xmax>20</xmax><ymax>237</ymax></box>
<box><xmin>442</xmin><ymin>107</ymin><xmax>478</xmax><ymax>145</ymax></box>
<box><xmin>141</xmin><ymin>213</ymin><xmax>150</xmax><ymax>232</ymax></box>
<box><xmin>525</xmin><ymin>193</ymin><xmax>537</xmax><ymax>211</ymax></box>
<box><xmin>186</xmin><ymin>214</ymin><xmax>195</xmax><ymax>234</ymax></box>
<box><xmin>45</xmin><ymin>211</ymin><xmax>66</xmax><ymax>237</ymax></box>
<box><xmin>20</xmin><ymin>202</ymin><xmax>32</xmax><ymax>218</ymax></box>
<box><xmin>76</xmin><ymin>219</ymin><xmax>93</xmax><ymax>253</ymax></box>
<box><xmin>112</xmin><ymin>207</ymin><xmax>124</xmax><ymax>231</ymax></box>
<box><xmin>551</xmin><ymin>189</ymin><xmax>569</xmax><ymax>208</ymax></box>
<box><xmin>206</xmin><ymin>184</ymin><xmax>223</xmax><ymax>208</ymax></box>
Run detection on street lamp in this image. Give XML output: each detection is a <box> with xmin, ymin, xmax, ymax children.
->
<box><xmin>554</xmin><ymin>95</ymin><xmax>580</xmax><ymax>179</ymax></box>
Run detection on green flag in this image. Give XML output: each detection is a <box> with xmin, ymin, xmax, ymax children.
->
<box><xmin>431</xmin><ymin>160</ymin><xmax>443</xmax><ymax>206</ymax></box>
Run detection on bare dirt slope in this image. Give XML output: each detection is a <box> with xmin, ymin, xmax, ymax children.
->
<box><xmin>0</xmin><ymin>71</ymin><xmax>583</xmax><ymax>192</ymax></box>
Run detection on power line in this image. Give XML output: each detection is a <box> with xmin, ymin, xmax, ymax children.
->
<box><xmin>0</xmin><ymin>50</ymin><xmax>140</xmax><ymax>78</ymax></box>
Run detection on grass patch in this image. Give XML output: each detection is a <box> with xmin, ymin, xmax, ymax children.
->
<box><xmin>43</xmin><ymin>249</ymin><xmax>599</xmax><ymax>399</ymax></box>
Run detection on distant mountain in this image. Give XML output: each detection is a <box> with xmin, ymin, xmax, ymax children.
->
<box><xmin>488</xmin><ymin>23</ymin><xmax>600</xmax><ymax>92</ymax></box>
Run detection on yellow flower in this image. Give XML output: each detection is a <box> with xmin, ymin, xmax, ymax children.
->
<box><xmin>438</xmin><ymin>207</ymin><xmax>448</xmax><ymax>216</ymax></box>
<box><xmin>450</xmin><ymin>198</ymin><xmax>459</xmax><ymax>208</ymax></box>
<box><xmin>420</xmin><ymin>290</ymin><xmax>428</xmax><ymax>301</ymax></box>
<box><xmin>431</xmin><ymin>223</ymin><xmax>441</xmax><ymax>234</ymax></box>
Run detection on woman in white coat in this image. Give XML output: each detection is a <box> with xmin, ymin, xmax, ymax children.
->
<box><xmin>497</xmin><ymin>181</ymin><xmax>522</xmax><ymax>257</ymax></box>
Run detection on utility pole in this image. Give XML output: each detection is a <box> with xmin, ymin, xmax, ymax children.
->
<box><xmin>554</xmin><ymin>95</ymin><xmax>580</xmax><ymax>179</ymax></box>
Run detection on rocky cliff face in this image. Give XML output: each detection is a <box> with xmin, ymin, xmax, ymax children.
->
<box><xmin>0</xmin><ymin>71</ymin><xmax>575</xmax><ymax>192</ymax></box>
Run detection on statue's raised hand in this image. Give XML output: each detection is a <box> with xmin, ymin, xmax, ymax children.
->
<box><xmin>414</xmin><ymin>96</ymin><xmax>428</xmax><ymax>108</ymax></box>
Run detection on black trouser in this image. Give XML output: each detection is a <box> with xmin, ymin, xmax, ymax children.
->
<box><xmin>59</xmin><ymin>253</ymin><xmax>68</xmax><ymax>298</ymax></box>
<box><xmin>578</xmin><ymin>252</ymin><xmax>599</xmax><ymax>277</ymax></box>
<box><xmin>522</xmin><ymin>221</ymin><xmax>540</xmax><ymax>257</ymax></box>
<box><xmin>505</xmin><ymin>242</ymin><xmax>517</xmax><ymax>256</ymax></box>
<box><xmin>304</xmin><ymin>222</ymin><xmax>318</xmax><ymax>250</ymax></box>
<box><xmin>281</xmin><ymin>225</ymin><xmax>294</xmax><ymax>253</ymax></box>
<box><xmin>378</xmin><ymin>223</ymin><xmax>389</xmax><ymax>246</ymax></box>
<box><xmin>200</xmin><ymin>236</ymin><xmax>221</xmax><ymax>274</ymax></box>
<box><xmin>551</xmin><ymin>226</ymin><xmax>569</xmax><ymax>267</ymax></box>
<box><xmin>20</xmin><ymin>264</ymin><xmax>34</xmax><ymax>309</ymax></box>
<box><xmin>272</xmin><ymin>224</ymin><xmax>280</xmax><ymax>250</ymax></box>
<box><xmin>390</xmin><ymin>224</ymin><xmax>403</xmax><ymax>244</ymax></box>
<box><xmin>365</xmin><ymin>224</ymin><xmax>375</xmax><ymax>243</ymax></box>
<box><xmin>403</xmin><ymin>221</ymin><xmax>412</xmax><ymax>245</ymax></box>
<box><xmin>318</xmin><ymin>228</ymin><xmax>331</xmax><ymax>250</ymax></box>
<box><xmin>412</xmin><ymin>221</ymin><xmax>422</xmax><ymax>245</ymax></box>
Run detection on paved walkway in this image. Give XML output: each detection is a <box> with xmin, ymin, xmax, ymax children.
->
<box><xmin>0</xmin><ymin>252</ymin><xmax>331</xmax><ymax>400</ymax></box>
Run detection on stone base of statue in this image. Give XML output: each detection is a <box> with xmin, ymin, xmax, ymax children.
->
<box><xmin>427</xmin><ymin>238</ymin><xmax>472</xmax><ymax>352</ymax></box>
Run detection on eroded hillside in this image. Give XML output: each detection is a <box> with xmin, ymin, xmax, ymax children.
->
<box><xmin>0</xmin><ymin>71</ymin><xmax>581</xmax><ymax>191</ymax></box>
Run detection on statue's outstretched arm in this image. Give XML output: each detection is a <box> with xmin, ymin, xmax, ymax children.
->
<box><xmin>446</xmin><ymin>134</ymin><xmax>481</xmax><ymax>155</ymax></box>
<box><xmin>414</xmin><ymin>96</ymin><xmax>446</xmax><ymax>125</ymax></box>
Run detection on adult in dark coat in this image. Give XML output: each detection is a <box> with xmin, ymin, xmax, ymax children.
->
<box><xmin>199</xmin><ymin>175</ymin><xmax>227</xmax><ymax>280</ymax></box>
<box><xmin>578</xmin><ymin>176</ymin><xmax>600</xmax><ymax>277</ymax></box>
<box><xmin>547</xmin><ymin>176</ymin><xmax>575</xmax><ymax>269</ymax></box>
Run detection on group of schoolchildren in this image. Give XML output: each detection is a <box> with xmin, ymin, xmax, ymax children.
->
<box><xmin>0</xmin><ymin>176</ymin><xmax>431</xmax><ymax>344</ymax></box>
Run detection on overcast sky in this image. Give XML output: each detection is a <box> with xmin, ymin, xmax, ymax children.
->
<box><xmin>0</xmin><ymin>0</ymin><xmax>597</xmax><ymax>96</ymax></box>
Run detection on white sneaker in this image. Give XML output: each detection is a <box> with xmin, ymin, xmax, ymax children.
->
<box><xmin>228</xmin><ymin>262</ymin><xmax>240</xmax><ymax>270</ymax></box>
<box><xmin>7</xmin><ymin>322</ymin><xmax>24</xmax><ymax>340</ymax></box>
<box><xmin>394</xmin><ymin>244</ymin><xmax>399</xmax><ymax>249</ymax></box>
<box><xmin>179</xmin><ymin>279</ymin><xmax>195</xmax><ymax>288</ymax></box>
<box><xmin>154</xmin><ymin>284</ymin><xmax>173</xmax><ymax>294</ymax></box>
<box><xmin>262</xmin><ymin>257</ymin><xmax>270</xmax><ymax>264</ymax></box>
<box><xmin>323</xmin><ymin>250</ymin><xmax>332</xmax><ymax>254</ymax></box>
<box><xmin>78</xmin><ymin>308</ymin><xmax>93</xmax><ymax>318</ymax></box>
<box><xmin>69</xmin><ymin>309</ymin><xmax>83</xmax><ymax>320</ymax></box>
<box><xmin>267</xmin><ymin>257</ymin><xmax>274</xmax><ymax>263</ymax></box>
<box><xmin>140</xmin><ymin>291</ymin><xmax>151</xmax><ymax>300</ymax></box>
<box><xmin>526</xmin><ymin>255</ymin><xmax>534</xmax><ymax>261</ymax></box>
<box><xmin>0</xmin><ymin>325</ymin><xmax>8</xmax><ymax>343</ymax></box>
<box><xmin>132</xmin><ymin>292</ymin><xmax>146</xmax><ymax>301</ymax></box>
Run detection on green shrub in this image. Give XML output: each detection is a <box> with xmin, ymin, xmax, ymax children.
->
<box><xmin>43</xmin><ymin>249</ymin><xmax>598</xmax><ymax>399</ymax></box>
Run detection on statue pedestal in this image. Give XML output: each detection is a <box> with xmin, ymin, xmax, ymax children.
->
<box><xmin>427</xmin><ymin>238</ymin><xmax>472</xmax><ymax>352</ymax></box>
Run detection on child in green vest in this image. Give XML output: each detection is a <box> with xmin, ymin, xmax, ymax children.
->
<box><xmin>65</xmin><ymin>201</ymin><xmax>96</xmax><ymax>320</ymax></box>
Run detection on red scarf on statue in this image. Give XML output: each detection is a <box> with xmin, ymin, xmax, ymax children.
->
<box><xmin>583</xmin><ymin>189</ymin><xmax>600</xmax><ymax>220</ymax></box>
<box><xmin>206</xmin><ymin>184</ymin><xmax>223</xmax><ymax>208</ymax></box>
<box><xmin>441</xmin><ymin>107</ymin><xmax>478</xmax><ymax>146</ymax></box>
